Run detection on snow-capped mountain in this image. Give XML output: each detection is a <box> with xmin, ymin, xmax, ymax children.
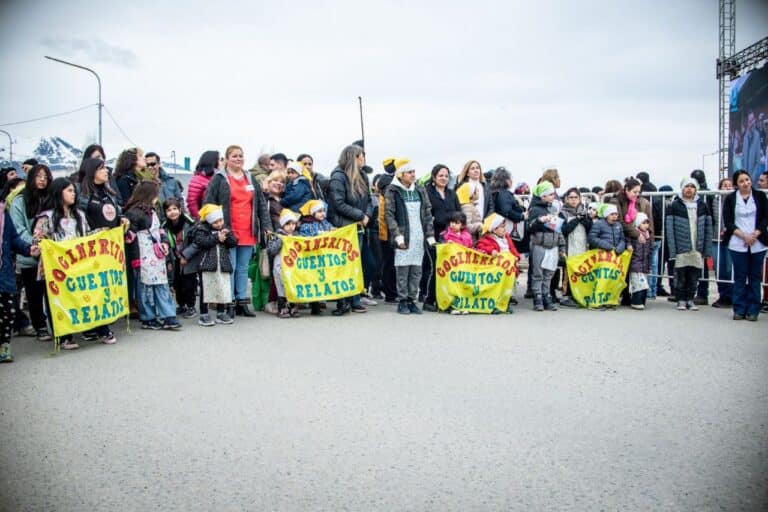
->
<box><xmin>0</xmin><ymin>136</ymin><xmax>189</xmax><ymax>174</ymax></box>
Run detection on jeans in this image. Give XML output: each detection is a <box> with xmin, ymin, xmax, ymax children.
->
<box><xmin>396</xmin><ymin>265</ymin><xmax>422</xmax><ymax>302</ymax></box>
<box><xmin>713</xmin><ymin>242</ymin><xmax>733</xmax><ymax>300</ymax></box>
<box><xmin>730</xmin><ymin>249</ymin><xmax>766</xmax><ymax>317</ymax></box>
<box><xmin>137</xmin><ymin>282</ymin><xmax>177</xmax><ymax>321</ymax></box>
<box><xmin>229</xmin><ymin>245</ymin><xmax>254</xmax><ymax>302</ymax></box>
<box><xmin>648</xmin><ymin>240</ymin><xmax>661</xmax><ymax>298</ymax></box>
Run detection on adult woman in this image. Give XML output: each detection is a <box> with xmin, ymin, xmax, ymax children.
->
<box><xmin>722</xmin><ymin>170</ymin><xmax>768</xmax><ymax>321</ymax></box>
<box><xmin>74</xmin><ymin>144</ymin><xmax>106</xmax><ymax>183</ymax></box>
<box><xmin>187</xmin><ymin>151</ymin><xmax>219</xmax><ymax>219</ymax></box>
<box><xmin>422</xmin><ymin>164</ymin><xmax>460</xmax><ymax>311</ymax></box>
<box><xmin>204</xmin><ymin>145</ymin><xmax>272</xmax><ymax>317</ymax></box>
<box><xmin>456</xmin><ymin>160</ymin><xmax>493</xmax><ymax>219</ymax></box>
<box><xmin>114</xmin><ymin>148</ymin><xmax>147</xmax><ymax>207</ymax></box>
<box><xmin>34</xmin><ymin>178</ymin><xmax>115</xmax><ymax>348</ymax></box>
<box><xmin>327</xmin><ymin>144</ymin><xmax>372</xmax><ymax>315</ymax></box>
<box><xmin>614</xmin><ymin>178</ymin><xmax>653</xmax><ymax>242</ymax></box>
<box><xmin>560</xmin><ymin>187</ymin><xmax>592</xmax><ymax>307</ymax></box>
<box><xmin>264</xmin><ymin>170</ymin><xmax>286</xmax><ymax>232</ymax></box>
<box><xmin>296</xmin><ymin>153</ymin><xmax>325</xmax><ymax>201</ymax></box>
<box><xmin>711</xmin><ymin>177</ymin><xmax>734</xmax><ymax>308</ymax></box>
<box><xmin>490</xmin><ymin>167</ymin><xmax>526</xmax><ymax>304</ymax></box>
<box><xmin>10</xmin><ymin>164</ymin><xmax>53</xmax><ymax>341</ymax></box>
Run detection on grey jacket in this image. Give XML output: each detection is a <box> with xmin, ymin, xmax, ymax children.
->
<box><xmin>665</xmin><ymin>196</ymin><xmax>713</xmax><ymax>259</ymax></box>
<box><xmin>588</xmin><ymin>219</ymin><xmax>627</xmax><ymax>254</ymax></box>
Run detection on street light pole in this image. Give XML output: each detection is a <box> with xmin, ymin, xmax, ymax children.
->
<box><xmin>170</xmin><ymin>150</ymin><xmax>176</xmax><ymax>175</ymax></box>
<box><xmin>44</xmin><ymin>55</ymin><xmax>102</xmax><ymax>146</ymax></box>
<box><xmin>0</xmin><ymin>129</ymin><xmax>12</xmax><ymax>163</ymax></box>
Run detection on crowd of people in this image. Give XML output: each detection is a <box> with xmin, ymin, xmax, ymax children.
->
<box><xmin>0</xmin><ymin>143</ymin><xmax>766</xmax><ymax>362</ymax></box>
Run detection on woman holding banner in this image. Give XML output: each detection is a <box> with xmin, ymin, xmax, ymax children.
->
<box><xmin>34</xmin><ymin>178</ymin><xmax>116</xmax><ymax>348</ymax></box>
<box><xmin>327</xmin><ymin>144</ymin><xmax>372</xmax><ymax>316</ymax></box>
<box><xmin>456</xmin><ymin>160</ymin><xmax>493</xmax><ymax>219</ymax></box>
<box><xmin>204</xmin><ymin>145</ymin><xmax>272</xmax><ymax>318</ymax></box>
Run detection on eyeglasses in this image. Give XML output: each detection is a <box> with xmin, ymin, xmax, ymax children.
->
<box><xmin>147</xmin><ymin>162</ymin><xmax>158</xmax><ymax>168</ymax></box>
<box><xmin>566</xmin><ymin>195</ymin><xmax>580</xmax><ymax>199</ymax></box>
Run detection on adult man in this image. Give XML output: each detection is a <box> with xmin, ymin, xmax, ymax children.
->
<box><xmin>145</xmin><ymin>152</ymin><xmax>184</xmax><ymax>213</ymax></box>
<box><xmin>742</xmin><ymin>111</ymin><xmax>764</xmax><ymax>184</ymax></box>
<box><xmin>249</xmin><ymin>153</ymin><xmax>271</xmax><ymax>186</ymax></box>
<box><xmin>268</xmin><ymin>153</ymin><xmax>288</xmax><ymax>173</ymax></box>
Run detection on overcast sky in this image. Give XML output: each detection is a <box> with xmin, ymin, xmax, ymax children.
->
<box><xmin>1</xmin><ymin>0</ymin><xmax>767</xmax><ymax>190</ymax></box>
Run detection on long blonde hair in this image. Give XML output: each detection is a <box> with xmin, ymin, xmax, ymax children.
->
<box><xmin>338</xmin><ymin>144</ymin><xmax>367</xmax><ymax>197</ymax></box>
<box><xmin>457</xmin><ymin>160</ymin><xmax>483</xmax><ymax>184</ymax></box>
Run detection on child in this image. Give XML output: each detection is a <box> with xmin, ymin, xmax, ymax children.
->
<box><xmin>628</xmin><ymin>212</ymin><xmax>652</xmax><ymax>310</ymax></box>
<box><xmin>455</xmin><ymin>183</ymin><xmax>483</xmax><ymax>241</ymax></box>
<box><xmin>0</xmin><ymin>199</ymin><xmax>39</xmax><ymax>362</ymax></box>
<box><xmin>476</xmin><ymin>213</ymin><xmax>521</xmax><ymax>313</ymax></box>
<box><xmin>280</xmin><ymin>161</ymin><xmax>312</xmax><ymax>213</ymax></box>
<box><xmin>125</xmin><ymin>181</ymin><xmax>182</xmax><ymax>331</ymax></box>
<box><xmin>162</xmin><ymin>198</ymin><xmax>198</xmax><ymax>318</ymax></box>
<box><xmin>186</xmin><ymin>204</ymin><xmax>238</xmax><ymax>326</ymax></box>
<box><xmin>528</xmin><ymin>181</ymin><xmax>566</xmax><ymax>311</ymax></box>
<box><xmin>587</xmin><ymin>203</ymin><xmax>627</xmax><ymax>311</ymax></box>
<box><xmin>267</xmin><ymin>209</ymin><xmax>301</xmax><ymax>318</ymax></box>
<box><xmin>34</xmin><ymin>178</ymin><xmax>116</xmax><ymax>348</ymax></box>
<box><xmin>298</xmin><ymin>200</ymin><xmax>335</xmax><ymax>315</ymax></box>
<box><xmin>440</xmin><ymin>211</ymin><xmax>473</xmax><ymax>248</ymax></box>
<box><xmin>665</xmin><ymin>177</ymin><xmax>713</xmax><ymax>311</ymax></box>
<box><xmin>587</xmin><ymin>202</ymin><xmax>599</xmax><ymax>220</ymax></box>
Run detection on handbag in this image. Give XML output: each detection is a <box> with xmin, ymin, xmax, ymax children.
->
<box><xmin>258</xmin><ymin>245</ymin><xmax>271</xmax><ymax>278</ymax></box>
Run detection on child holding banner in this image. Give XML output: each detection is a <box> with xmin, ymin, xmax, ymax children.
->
<box><xmin>267</xmin><ymin>209</ymin><xmax>301</xmax><ymax>318</ymax></box>
<box><xmin>298</xmin><ymin>200</ymin><xmax>335</xmax><ymax>316</ymax></box>
<box><xmin>188</xmin><ymin>204</ymin><xmax>238</xmax><ymax>326</ymax></box>
<box><xmin>476</xmin><ymin>213</ymin><xmax>520</xmax><ymax>313</ymax></box>
<box><xmin>441</xmin><ymin>212</ymin><xmax>473</xmax><ymax>248</ymax></box>
<box><xmin>628</xmin><ymin>212</ymin><xmax>652</xmax><ymax>310</ymax></box>
<box><xmin>0</xmin><ymin>200</ymin><xmax>40</xmax><ymax>362</ymax></box>
<box><xmin>125</xmin><ymin>181</ymin><xmax>182</xmax><ymax>331</ymax></box>
<box><xmin>528</xmin><ymin>181</ymin><xmax>565</xmax><ymax>312</ymax></box>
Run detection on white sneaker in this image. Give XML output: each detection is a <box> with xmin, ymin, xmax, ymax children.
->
<box><xmin>361</xmin><ymin>297</ymin><xmax>378</xmax><ymax>306</ymax></box>
<box><xmin>630</xmin><ymin>304</ymin><xmax>645</xmax><ymax>310</ymax></box>
<box><xmin>264</xmin><ymin>301</ymin><xmax>278</xmax><ymax>314</ymax></box>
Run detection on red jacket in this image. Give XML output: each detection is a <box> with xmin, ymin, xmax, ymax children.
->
<box><xmin>476</xmin><ymin>233</ymin><xmax>521</xmax><ymax>272</ymax></box>
<box><xmin>186</xmin><ymin>173</ymin><xmax>212</xmax><ymax>220</ymax></box>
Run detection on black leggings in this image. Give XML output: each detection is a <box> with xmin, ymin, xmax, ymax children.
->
<box><xmin>0</xmin><ymin>292</ymin><xmax>14</xmax><ymax>345</ymax></box>
<box><xmin>20</xmin><ymin>267</ymin><xmax>47</xmax><ymax>330</ymax></box>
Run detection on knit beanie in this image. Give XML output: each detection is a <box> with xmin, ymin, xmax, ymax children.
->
<box><xmin>279</xmin><ymin>208</ymin><xmax>300</xmax><ymax>227</ymax></box>
<box><xmin>599</xmin><ymin>203</ymin><xmax>618</xmax><ymax>218</ymax></box>
<box><xmin>299</xmin><ymin>200</ymin><xmax>326</xmax><ymax>217</ymax></box>
<box><xmin>482</xmin><ymin>213</ymin><xmax>505</xmax><ymax>234</ymax></box>
<box><xmin>680</xmin><ymin>177</ymin><xmax>699</xmax><ymax>192</ymax></box>
<box><xmin>533</xmin><ymin>181</ymin><xmax>555</xmax><ymax>198</ymax></box>
<box><xmin>633</xmin><ymin>212</ymin><xmax>649</xmax><ymax>228</ymax></box>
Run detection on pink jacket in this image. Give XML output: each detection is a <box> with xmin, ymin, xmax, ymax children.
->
<box><xmin>441</xmin><ymin>227</ymin><xmax>473</xmax><ymax>248</ymax></box>
<box><xmin>186</xmin><ymin>173</ymin><xmax>212</xmax><ymax>219</ymax></box>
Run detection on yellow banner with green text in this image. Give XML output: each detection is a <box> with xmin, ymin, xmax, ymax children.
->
<box><xmin>566</xmin><ymin>249</ymin><xmax>631</xmax><ymax>308</ymax></box>
<box><xmin>39</xmin><ymin>227</ymin><xmax>129</xmax><ymax>336</ymax></box>
<box><xmin>280</xmin><ymin>224</ymin><xmax>364</xmax><ymax>303</ymax></box>
<box><xmin>436</xmin><ymin>243</ymin><xmax>517</xmax><ymax>313</ymax></box>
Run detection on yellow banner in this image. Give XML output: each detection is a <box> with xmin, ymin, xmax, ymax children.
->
<box><xmin>39</xmin><ymin>227</ymin><xmax>129</xmax><ymax>336</ymax></box>
<box><xmin>566</xmin><ymin>249</ymin><xmax>631</xmax><ymax>308</ymax></box>
<box><xmin>280</xmin><ymin>224</ymin><xmax>364</xmax><ymax>303</ymax></box>
<box><xmin>436</xmin><ymin>243</ymin><xmax>517</xmax><ymax>313</ymax></box>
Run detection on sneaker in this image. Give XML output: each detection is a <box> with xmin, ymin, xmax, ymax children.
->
<box><xmin>450</xmin><ymin>309</ymin><xmax>463</xmax><ymax>316</ymax></box>
<box><xmin>422</xmin><ymin>303</ymin><xmax>438</xmax><ymax>312</ymax></box>
<box><xmin>676</xmin><ymin>301</ymin><xmax>687</xmax><ymax>311</ymax></box>
<box><xmin>163</xmin><ymin>319</ymin><xmax>182</xmax><ymax>330</ymax></box>
<box><xmin>533</xmin><ymin>301</ymin><xmax>544</xmax><ymax>312</ymax></box>
<box><xmin>82</xmin><ymin>331</ymin><xmax>101</xmax><ymax>342</ymax></box>
<box><xmin>198</xmin><ymin>314</ymin><xmax>215</xmax><ymax>327</ymax></box>
<box><xmin>0</xmin><ymin>343</ymin><xmax>13</xmax><ymax>363</ymax></box>
<box><xmin>407</xmin><ymin>302</ymin><xmax>422</xmax><ymax>315</ymax></box>
<box><xmin>141</xmin><ymin>320</ymin><xmax>163</xmax><ymax>330</ymax></box>
<box><xmin>544</xmin><ymin>302</ymin><xmax>558</xmax><ymax>311</ymax></box>
<box><xmin>101</xmin><ymin>331</ymin><xmax>117</xmax><ymax>344</ymax></box>
<box><xmin>559</xmin><ymin>297</ymin><xmax>578</xmax><ymax>308</ymax></box>
<box><xmin>693</xmin><ymin>296</ymin><xmax>708</xmax><ymax>306</ymax></box>
<box><xmin>361</xmin><ymin>296</ymin><xmax>378</xmax><ymax>306</ymax></box>
<box><xmin>686</xmin><ymin>301</ymin><xmax>699</xmax><ymax>311</ymax></box>
<box><xmin>60</xmin><ymin>339</ymin><xmax>80</xmax><ymax>350</ymax></box>
<box><xmin>733</xmin><ymin>313</ymin><xmax>745</xmax><ymax>321</ymax></box>
<box><xmin>397</xmin><ymin>301</ymin><xmax>410</xmax><ymax>315</ymax></box>
<box><xmin>761</xmin><ymin>302</ymin><xmax>768</xmax><ymax>313</ymax></box>
<box><xmin>746</xmin><ymin>314</ymin><xmax>758</xmax><ymax>322</ymax></box>
<box><xmin>264</xmin><ymin>301</ymin><xmax>278</xmax><ymax>314</ymax></box>
<box><xmin>19</xmin><ymin>325</ymin><xmax>36</xmax><ymax>337</ymax></box>
<box><xmin>182</xmin><ymin>306</ymin><xmax>198</xmax><ymax>319</ymax></box>
<box><xmin>215</xmin><ymin>312</ymin><xmax>234</xmax><ymax>324</ymax></box>
<box><xmin>630</xmin><ymin>304</ymin><xmax>645</xmax><ymax>310</ymax></box>
<box><xmin>351</xmin><ymin>304</ymin><xmax>367</xmax><ymax>313</ymax></box>
<box><xmin>36</xmin><ymin>329</ymin><xmax>52</xmax><ymax>342</ymax></box>
<box><xmin>711</xmin><ymin>298</ymin><xmax>731</xmax><ymax>309</ymax></box>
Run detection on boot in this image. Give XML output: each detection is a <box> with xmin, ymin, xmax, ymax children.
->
<box><xmin>543</xmin><ymin>294</ymin><xmax>558</xmax><ymax>311</ymax></box>
<box><xmin>277</xmin><ymin>297</ymin><xmax>291</xmax><ymax>318</ymax></box>
<box><xmin>310</xmin><ymin>302</ymin><xmax>322</xmax><ymax>316</ymax></box>
<box><xmin>226</xmin><ymin>303</ymin><xmax>236</xmax><ymax>320</ymax></box>
<box><xmin>332</xmin><ymin>298</ymin><xmax>351</xmax><ymax>316</ymax></box>
<box><xmin>236</xmin><ymin>299</ymin><xmax>256</xmax><ymax>317</ymax></box>
<box><xmin>533</xmin><ymin>294</ymin><xmax>544</xmax><ymax>312</ymax></box>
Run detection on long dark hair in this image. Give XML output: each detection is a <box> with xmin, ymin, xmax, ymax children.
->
<box><xmin>195</xmin><ymin>150</ymin><xmax>219</xmax><ymax>177</ymax></box>
<box><xmin>619</xmin><ymin>177</ymin><xmax>642</xmax><ymax>201</ymax></box>
<box><xmin>430</xmin><ymin>164</ymin><xmax>450</xmax><ymax>186</ymax></box>
<box><xmin>125</xmin><ymin>180</ymin><xmax>160</xmax><ymax>213</ymax></box>
<box><xmin>114</xmin><ymin>148</ymin><xmax>140</xmax><ymax>178</ymax></box>
<box><xmin>47</xmin><ymin>177</ymin><xmax>86</xmax><ymax>237</ymax></box>
<box><xmin>0</xmin><ymin>177</ymin><xmax>24</xmax><ymax>202</ymax></box>
<box><xmin>79</xmin><ymin>158</ymin><xmax>116</xmax><ymax>198</ymax></box>
<box><xmin>22</xmin><ymin>164</ymin><xmax>53</xmax><ymax>219</ymax></box>
<box><xmin>489</xmin><ymin>167</ymin><xmax>512</xmax><ymax>194</ymax></box>
<box><xmin>77</xmin><ymin>144</ymin><xmax>106</xmax><ymax>182</ymax></box>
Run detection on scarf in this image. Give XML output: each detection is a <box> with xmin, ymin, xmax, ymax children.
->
<box><xmin>624</xmin><ymin>197</ymin><xmax>637</xmax><ymax>224</ymax></box>
<box><xmin>561</xmin><ymin>202</ymin><xmax>585</xmax><ymax>219</ymax></box>
<box><xmin>135</xmin><ymin>167</ymin><xmax>155</xmax><ymax>182</ymax></box>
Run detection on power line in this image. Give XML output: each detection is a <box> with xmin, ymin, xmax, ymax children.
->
<box><xmin>103</xmin><ymin>105</ymin><xmax>136</xmax><ymax>147</ymax></box>
<box><xmin>0</xmin><ymin>104</ymin><xmax>97</xmax><ymax>127</ymax></box>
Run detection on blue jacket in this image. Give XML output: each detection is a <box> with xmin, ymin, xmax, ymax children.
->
<box><xmin>158</xmin><ymin>168</ymin><xmax>184</xmax><ymax>207</ymax></box>
<box><xmin>281</xmin><ymin>176</ymin><xmax>313</xmax><ymax>213</ymax></box>
<box><xmin>588</xmin><ymin>218</ymin><xmax>627</xmax><ymax>254</ymax></box>
<box><xmin>298</xmin><ymin>217</ymin><xmax>335</xmax><ymax>237</ymax></box>
<box><xmin>0</xmin><ymin>207</ymin><xmax>32</xmax><ymax>293</ymax></box>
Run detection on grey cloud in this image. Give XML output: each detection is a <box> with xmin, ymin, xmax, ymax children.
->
<box><xmin>40</xmin><ymin>36</ymin><xmax>138</xmax><ymax>68</ymax></box>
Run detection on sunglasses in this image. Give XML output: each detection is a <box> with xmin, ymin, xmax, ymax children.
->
<box><xmin>147</xmin><ymin>162</ymin><xmax>158</xmax><ymax>167</ymax></box>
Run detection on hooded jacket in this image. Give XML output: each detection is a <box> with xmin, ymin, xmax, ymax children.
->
<box><xmin>281</xmin><ymin>175</ymin><xmax>313</xmax><ymax>212</ymax></box>
<box><xmin>588</xmin><ymin>218</ymin><xmax>627</xmax><ymax>254</ymax></box>
<box><xmin>665</xmin><ymin>195</ymin><xmax>713</xmax><ymax>259</ymax></box>
<box><xmin>527</xmin><ymin>195</ymin><xmax>565</xmax><ymax>250</ymax></box>
<box><xmin>204</xmin><ymin>169</ymin><xmax>273</xmax><ymax>245</ymax></box>
<box><xmin>383</xmin><ymin>178</ymin><xmax>435</xmax><ymax>249</ymax></box>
